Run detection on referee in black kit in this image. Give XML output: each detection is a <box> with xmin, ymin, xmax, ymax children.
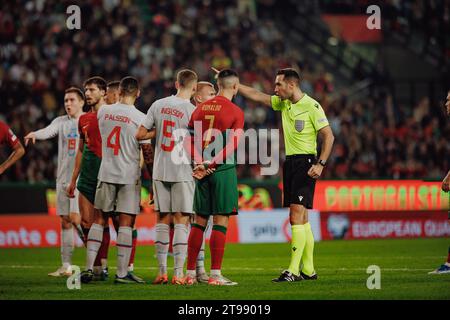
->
<box><xmin>238</xmin><ymin>68</ymin><xmax>334</xmax><ymax>282</ymax></box>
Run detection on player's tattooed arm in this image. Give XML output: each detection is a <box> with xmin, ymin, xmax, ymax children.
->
<box><xmin>136</xmin><ymin>126</ymin><xmax>156</xmax><ymax>141</ymax></box>
<box><xmin>141</xmin><ymin>143</ymin><xmax>154</xmax><ymax>176</ymax></box>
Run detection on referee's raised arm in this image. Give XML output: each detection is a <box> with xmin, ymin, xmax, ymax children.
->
<box><xmin>211</xmin><ymin>66</ymin><xmax>272</xmax><ymax>107</ymax></box>
<box><xmin>238</xmin><ymin>83</ymin><xmax>272</xmax><ymax>107</ymax></box>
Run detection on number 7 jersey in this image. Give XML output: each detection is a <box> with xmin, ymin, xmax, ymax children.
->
<box><xmin>141</xmin><ymin>95</ymin><xmax>195</xmax><ymax>182</ymax></box>
<box><xmin>97</xmin><ymin>103</ymin><xmax>149</xmax><ymax>185</ymax></box>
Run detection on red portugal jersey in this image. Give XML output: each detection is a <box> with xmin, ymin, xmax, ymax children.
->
<box><xmin>78</xmin><ymin>111</ymin><xmax>102</xmax><ymax>157</ymax></box>
<box><xmin>0</xmin><ymin>121</ymin><xmax>19</xmax><ymax>148</ymax></box>
<box><xmin>188</xmin><ymin>95</ymin><xmax>244</xmax><ymax>169</ymax></box>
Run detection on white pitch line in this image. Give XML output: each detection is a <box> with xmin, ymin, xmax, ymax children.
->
<box><xmin>0</xmin><ymin>265</ymin><xmax>435</xmax><ymax>271</ymax></box>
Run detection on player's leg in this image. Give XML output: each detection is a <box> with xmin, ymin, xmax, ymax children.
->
<box><xmin>152</xmin><ymin>180</ymin><xmax>171</xmax><ymax>284</ymax></box>
<box><xmin>171</xmin><ymin>212</ymin><xmax>189</xmax><ymax>284</ymax></box>
<box><xmin>49</xmin><ymin>184</ymin><xmax>74</xmax><ymax>277</ymax></box>
<box><xmin>429</xmin><ymin>215</ymin><xmax>450</xmax><ymax>274</ymax></box>
<box><xmin>168</xmin><ymin>217</ymin><xmax>174</xmax><ymax>256</ymax></box>
<box><xmin>80</xmin><ymin>181</ymin><xmax>112</xmax><ymax>283</ymax></box>
<box><xmin>285</xmin><ymin>204</ymin><xmax>308</xmax><ymax>277</ymax></box>
<box><xmin>185</xmin><ymin>214</ymin><xmax>209</xmax><ymax>284</ymax></box>
<box><xmin>274</xmin><ymin>156</ymin><xmax>317</xmax><ymax>282</ymax></box>
<box><xmin>69</xmin><ymin>187</ymin><xmax>84</xmax><ymax>244</ymax></box>
<box><xmin>171</xmin><ymin>181</ymin><xmax>195</xmax><ymax>284</ymax></box>
<box><xmin>206</xmin><ymin>168</ymin><xmax>238</xmax><ymax>286</ymax></box>
<box><xmin>207</xmin><ymin>214</ymin><xmax>237</xmax><ymax>286</ymax></box>
<box><xmin>78</xmin><ymin>192</ymin><xmax>95</xmax><ymax>243</ymax></box>
<box><xmin>113</xmin><ymin>182</ymin><xmax>144</xmax><ymax>284</ymax></box>
<box><xmin>196</xmin><ymin>215</ymin><xmax>211</xmax><ymax>283</ymax></box>
<box><xmin>185</xmin><ymin>176</ymin><xmax>212</xmax><ymax>285</ymax></box>
<box><xmin>126</xmin><ymin>224</ymin><xmax>144</xmax><ymax>283</ymax></box>
<box><xmin>93</xmin><ymin>211</ymin><xmax>110</xmax><ymax>280</ymax></box>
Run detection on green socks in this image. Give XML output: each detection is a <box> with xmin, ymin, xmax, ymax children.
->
<box><xmin>301</xmin><ymin>222</ymin><xmax>315</xmax><ymax>276</ymax></box>
<box><xmin>287</xmin><ymin>224</ymin><xmax>306</xmax><ymax>276</ymax></box>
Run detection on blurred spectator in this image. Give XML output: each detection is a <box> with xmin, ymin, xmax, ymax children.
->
<box><xmin>0</xmin><ymin>0</ymin><xmax>448</xmax><ymax>183</ymax></box>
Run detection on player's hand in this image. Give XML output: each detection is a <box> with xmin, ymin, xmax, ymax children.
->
<box><xmin>307</xmin><ymin>164</ymin><xmax>323</xmax><ymax>179</ymax></box>
<box><xmin>24</xmin><ymin>132</ymin><xmax>36</xmax><ymax>146</ymax></box>
<box><xmin>442</xmin><ymin>174</ymin><xmax>450</xmax><ymax>192</ymax></box>
<box><xmin>192</xmin><ymin>164</ymin><xmax>207</xmax><ymax>180</ymax></box>
<box><xmin>0</xmin><ymin>165</ymin><xmax>5</xmax><ymax>176</ymax></box>
<box><xmin>66</xmin><ymin>182</ymin><xmax>76</xmax><ymax>198</ymax></box>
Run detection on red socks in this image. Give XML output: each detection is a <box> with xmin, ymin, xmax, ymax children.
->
<box><xmin>187</xmin><ymin>224</ymin><xmax>205</xmax><ymax>270</ymax></box>
<box><xmin>210</xmin><ymin>225</ymin><xmax>227</xmax><ymax>270</ymax></box>
<box><xmin>129</xmin><ymin>229</ymin><xmax>138</xmax><ymax>267</ymax></box>
<box><xmin>168</xmin><ymin>224</ymin><xmax>174</xmax><ymax>254</ymax></box>
<box><xmin>94</xmin><ymin>227</ymin><xmax>110</xmax><ymax>266</ymax></box>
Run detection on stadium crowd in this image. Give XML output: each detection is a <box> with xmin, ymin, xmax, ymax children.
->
<box><xmin>0</xmin><ymin>0</ymin><xmax>448</xmax><ymax>182</ymax></box>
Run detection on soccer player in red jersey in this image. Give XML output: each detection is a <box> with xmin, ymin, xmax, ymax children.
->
<box><xmin>0</xmin><ymin>121</ymin><xmax>25</xmax><ymax>176</ymax></box>
<box><xmin>67</xmin><ymin>76</ymin><xmax>112</xmax><ymax>280</ymax></box>
<box><xmin>184</xmin><ymin>69</ymin><xmax>244</xmax><ymax>285</ymax></box>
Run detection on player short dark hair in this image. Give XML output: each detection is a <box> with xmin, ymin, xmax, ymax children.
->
<box><xmin>276</xmin><ymin>68</ymin><xmax>301</xmax><ymax>84</ymax></box>
<box><xmin>107</xmin><ymin>81</ymin><xmax>120</xmax><ymax>90</ymax></box>
<box><xmin>177</xmin><ymin>69</ymin><xmax>198</xmax><ymax>88</ymax></box>
<box><xmin>218</xmin><ymin>69</ymin><xmax>239</xmax><ymax>79</ymax></box>
<box><xmin>83</xmin><ymin>76</ymin><xmax>107</xmax><ymax>92</ymax></box>
<box><xmin>65</xmin><ymin>86</ymin><xmax>85</xmax><ymax>101</ymax></box>
<box><xmin>119</xmin><ymin>76</ymin><xmax>139</xmax><ymax>96</ymax></box>
<box><xmin>217</xmin><ymin>69</ymin><xmax>239</xmax><ymax>89</ymax></box>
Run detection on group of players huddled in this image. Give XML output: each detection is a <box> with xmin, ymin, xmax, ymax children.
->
<box><xmin>2</xmin><ymin>69</ymin><xmax>449</xmax><ymax>286</ymax></box>
<box><xmin>22</xmin><ymin>69</ymin><xmax>246</xmax><ymax>285</ymax></box>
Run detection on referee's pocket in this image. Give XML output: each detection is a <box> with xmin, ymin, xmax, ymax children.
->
<box><xmin>294</xmin><ymin>120</ymin><xmax>305</xmax><ymax>132</ymax></box>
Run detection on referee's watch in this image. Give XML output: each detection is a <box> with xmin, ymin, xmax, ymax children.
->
<box><xmin>318</xmin><ymin>159</ymin><xmax>327</xmax><ymax>167</ymax></box>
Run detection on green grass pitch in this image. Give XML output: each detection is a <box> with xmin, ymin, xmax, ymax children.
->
<box><xmin>0</xmin><ymin>238</ymin><xmax>449</xmax><ymax>300</ymax></box>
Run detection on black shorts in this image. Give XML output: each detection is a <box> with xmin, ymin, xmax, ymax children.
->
<box><xmin>283</xmin><ymin>154</ymin><xmax>317</xmax><ymax>209</ymax></box>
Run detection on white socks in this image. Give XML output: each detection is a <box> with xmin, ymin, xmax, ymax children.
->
<box><xmin>155</xmin><ymin>223</ymin><xmax>170</xmax><ymax>276</ymax></box>
<box><xmin>173</xmin><ymin>224</ymin><xmax>189</xmax><ymax>278</ymax></box>
<box><xmin>117</xmin><ymin>226</ymin><xmax>133</xmax><ymax>278</ymax></box>
<box><xmin>86</xmin><ymin>223</ymin><xmax>103</xmax><ymax>271</ymax></box>
<box><xmin>61</xmin><ymin>227</ymin><xmax>74</xmax><ymax>269</ymax></box>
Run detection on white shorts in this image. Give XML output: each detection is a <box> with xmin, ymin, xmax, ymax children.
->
<box><xmin>56</xmin><ymin>183</ymin><xmax>80</xmax><ymax>216</ymax></box>
<box><xmin>153</xmin><ymin>180</ymin><xmax>195</xmax><ymax>214</ymax></box>
<box><xmin>94</xmin><ymin>180</ymin><xmax>141</xmax><ymax>215</ymax></box>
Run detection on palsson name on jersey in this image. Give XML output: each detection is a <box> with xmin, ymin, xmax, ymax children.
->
<box><xmin>271</xmin><ymin>94</ymin><xmax>329</xmax><ymax>156</ymax></box>
<box><xmin>34</xmin><ymin>115</ymin><xmax>80</xmax><ymax>185</ymax></box>
<box><xmin>97</xmin><ymin>103</ymin><xmax>149</xmax><ymax>185</ymax></box>
<box><xmin>141</xmin><ymin>95</ymin><xmax>195</xmax><ymax>182</ymax></box>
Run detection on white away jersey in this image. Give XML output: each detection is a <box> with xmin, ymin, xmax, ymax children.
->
<box><xmin>141</xmin><ymin>95</ymin><xmax>195</xmax><ymax>182</ymax></box>
<box><xmin>97</xmin><ymin>103</ymin><xmax>150</xmax><ymax>185</ymax></box>
<box><xmin>34</xmin><ymin>115</ymin><xmax>80</xmax><ymax>185</ymax></box>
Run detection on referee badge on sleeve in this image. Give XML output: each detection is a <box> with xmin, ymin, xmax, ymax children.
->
<box><xmin>294</xmin><ymin>120</ymin><xmax>305</xmax><ymax>132</ymax></box>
